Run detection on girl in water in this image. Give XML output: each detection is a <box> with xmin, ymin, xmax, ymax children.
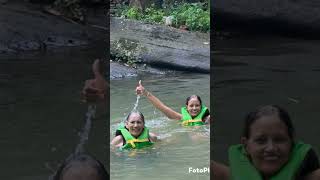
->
<box><xmin>212</xmin><ymin>105</ymin><xmax>320</xmax><ymax>180</ymax></box>
<box><xmin>135</xmin><ymin>80</ymin><xmax>211</xmax><ymax>126</ymax></box>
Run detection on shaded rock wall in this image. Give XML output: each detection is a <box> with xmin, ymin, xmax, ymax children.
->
<box><xmin>0</xmin><ymin>2</ymin><xmax>106</xmax><ymax>53</ymax></box>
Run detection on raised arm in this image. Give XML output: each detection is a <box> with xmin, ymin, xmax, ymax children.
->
<box><xmin>81</xmin><ymin>59</ymin><xmax>107</xmax><ymax>102</ymax></box>
<box><xmin>136</xmin><ymin>80</ymin><xmax>182</xmax><ymax>120</ymax></box>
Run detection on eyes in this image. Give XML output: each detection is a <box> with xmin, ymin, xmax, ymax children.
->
<box><xmin>128</xmin><ymin>120</ymin><xmax>143</xmax><ymax>125</ymax></box>
<box><xmin>188</xmin><ymin>104</ymin><xmax>200</xmax><ymax>108</ymax></box>
<box><xmin>253</xmin><ymin>136</ymin><xmax>289</xmax><ymax>145</ymax></box>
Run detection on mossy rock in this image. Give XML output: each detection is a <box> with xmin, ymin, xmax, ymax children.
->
<box><xmin>110</xmin><ymin>38</ymin><xmax>147</xmax><ymax>65</ymax></box>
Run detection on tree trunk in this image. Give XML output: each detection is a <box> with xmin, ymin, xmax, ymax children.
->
<box><xmin>129</xmin><ymin>0</ymin><xmax>162</xmax><ymax>10</ymax></box>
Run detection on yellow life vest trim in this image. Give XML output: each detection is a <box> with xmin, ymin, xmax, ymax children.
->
<box><xmin>127</xmin><ymin>138</ymin><xmax>150</xmax><ymax>148</ymax></box>
<box><xmin>181</xmin><ymin>119</ymin><xmax>203</xmax><ymax>126</ymax></box>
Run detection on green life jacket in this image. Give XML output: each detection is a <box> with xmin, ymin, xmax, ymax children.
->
<box><xmin>228</xmin><ymin>141</ymin><xmax>311</xmax><ymax>180</ymax></box>
<box><xmin>181</xmin><ymin>106</ymin><xmax>208</xmax><ymax>126</ymax></box>
<box><xmin>118</xmin><ymin>126</ymin><xmax>153</xmax><ymax>150</ymax></box>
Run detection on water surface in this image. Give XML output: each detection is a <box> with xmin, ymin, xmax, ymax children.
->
<box><xmin>213</xmin><ymin>35</ymin><xmax>320</xmax><ymax>163</ymax></box>
<box><xmin>0</xmin><ymin>45</ymin><xmax>107</xmax><ymax>180</ymax></box>
<box><xmin>110</xmin><ymin>74</ymin><xmax>210</xmax><ymax>180</ymax></box>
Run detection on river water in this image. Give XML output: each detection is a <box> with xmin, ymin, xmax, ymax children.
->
<box><xmin>3</xmin><ymin>32</ymin><xmax>319</xmax><ymax>179</ymax></box>
<box><xmin>110</xmin><ymin>74</ymin><xmax>210</xmax><ymax>180</ymax></box>
<box><xmin>0</xmin><ymin>44</ymin><xmax>107</xmax><ymax>180</ymax></box>
<box><xmin>213</xmin><ymin>35</ymin><xmax>320</xmax><ymax>163</ymax></box>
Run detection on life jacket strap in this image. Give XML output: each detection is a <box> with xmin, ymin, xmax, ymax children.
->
<box><xmin>181</xmin><ymin>119</ymin><xmax>203</xmax><ymax>126</ymax></box>
<box><xmin>127</xmin><ymin>139</ymin><xmax>150</xmax><ymax>148</ymax></box>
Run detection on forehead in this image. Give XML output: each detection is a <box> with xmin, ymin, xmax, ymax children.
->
<box><xmin>127</xmin><ymin>113</ymin><xmax>143</xmax><ymax>121</ymax></box>
<box><xmin>249</xmin><ymin>115</ymin><xmax>289</xmax><ymax>136</ymax></box>
<box><xmin>188</xmin><ymin>97</ymin><xmax>200</xmax><ymax>104</ymax></box>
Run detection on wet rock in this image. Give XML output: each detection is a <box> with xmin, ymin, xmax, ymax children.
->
<box><xmin>8</xmin><ymin>41</ymin><xmax>43</xmax><ymax>51</ymax></box>
<box><xmin>110</xmin><ymin>62</ymin><xmax>138</xmax><ymax>79</ymax></box>
<box><xmin>0</xmin><ymin>0</ymin><xmax>8</xmax><ymax>4</ymax></box>
<box><xmin>0</xmin><ymin>2</ymin><xmax>105</xmax><ymax>53</ymax></box>
<box><xmin>43</xmin><ymin>36</ymin><xmax>87</xmax><ymax>47</ymax></box>
<box><xmin>0</xmin><ymin>43</ymin><xmax>15</xmax><ymax>54</ymax></box>
<box><xmin>110</xmin><ymin>17</ymin><xmax>210</xmax><ymax>74</ymax></box>
<box><xmin>110</xmin><ymin>61</ymin><xmax>167</xmax><ymax>79</ymax></box>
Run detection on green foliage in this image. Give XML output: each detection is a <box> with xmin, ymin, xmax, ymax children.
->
<box><xmin>110</xmin><ymin>38</ymin><xmax>147</xmax><ymax>65</ymax></box>
<box><xmin>117</xmin><ymin>3</ymin><xmax>210</xmax><ymax>32</ymax></box>
<box><xmin>170</xmin><ymin>3</ymin><xmax>209</xmax><ymax>32</ymax></box>
<box><xmin>53</xmin><ymin>0</ymin><xmax>85</xmax><ymax>22</ymax></box>
<box><xmin>144</xmin><ymin>7</ymin><xmax>165</xmax><ymax>23</ymax></box>
<box><xmin>125</xmin><ymin>6</ymin><xmax>143</xmax><ymax>20</ymax></box>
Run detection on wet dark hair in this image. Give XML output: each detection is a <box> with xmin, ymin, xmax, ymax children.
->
<box><xmin>185</xmin><ymin>95</ymin><xmax>202</xmax><ymax>106</ymax></box>
<box><xmin>52</xmin><ymin>153</ymin><xmax>108</xmax><ymax>180</ymax></box>
<box><xmin>242</xmin><ymin>105</ymin><xmax>295</xmax><ymax>139</ymax></box>
<box><xmin>126</xmin><ymin>111</ymin><xmax>145</xmax><ymax>124</ymax></box>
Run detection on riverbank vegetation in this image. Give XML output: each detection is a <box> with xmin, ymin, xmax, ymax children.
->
<box><xmin>115</xmin><ymin>2</ymin><xmax>210</xmax><ymax>32</ymax></box>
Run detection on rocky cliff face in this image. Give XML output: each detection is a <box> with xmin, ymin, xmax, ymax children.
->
<box><xmin>0</xmin><ymin>2</ymin><xmax>106</xmax><ymax>53</ymax></box>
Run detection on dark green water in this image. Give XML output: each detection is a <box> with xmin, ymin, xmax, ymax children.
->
<box><xmin>213</xmin><ymin>36</ymin><xmax>320</xmax><ymax>163</ymax></box>
<box><xmin>0</xmin><ymin>45</ymin><xmax>107</xmax><ymax>180</ymax></box>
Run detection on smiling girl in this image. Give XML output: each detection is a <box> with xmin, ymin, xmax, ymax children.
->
<box><xmin>212</xmin><ymin>105</ymin><xmax>320</xmax><ymax>180</ymax></box>
<box><xmin>135</xmin><ymin>80</ymin><xmax>211</xmax><ymax>126</ymax></box>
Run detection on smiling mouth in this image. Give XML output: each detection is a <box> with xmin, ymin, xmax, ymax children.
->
<box><xmin>132</xmin><ymin>129</ymin><xmax>141</xmax><ymax>133</ymax></box>
<box><xmin>263</xmin><ymin>156</ymin><xmax>279</xmax><ymax>161</ymax></box>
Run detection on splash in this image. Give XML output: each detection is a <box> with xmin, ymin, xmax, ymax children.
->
<box><xmin>48</xmin><ymin>104</ymin><xmax>96</xmax><ymax>180</ymax></box>
<box><xmin>75</xmin><ymin>104</ymin><xmax>96</xmax><ymax>154</ymax></box>
<box><xmin>132</xmin><ymin>95</ymin><xmax>140</xmax><ymax>112</ymax></box>
<box><xmin>121</xmin><ymin>95</ymin><xmax>140</xmax><ymax>123</ymax></box>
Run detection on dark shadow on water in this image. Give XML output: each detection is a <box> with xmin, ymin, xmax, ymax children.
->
<box><xmin>214</xmin><ymin>78</ymin><xmax>269</xmax><ymax>87</ymax></box>
<box><xmin>213</xmin><ymin>59</ymin><xmax>248</xmax><ymax>67</ymax></box>
<box><xmin>212</xmin><ymin>35</ymin><xmax>320</xmax><ymax>164</ymax></box>
<box><xmin>213</xmin><ymin>11</ymin><xmax>320</xmax><ymax>39</ymax></box>
<box><xmin>0</xmin><ymin>44</ymin><xmax>107</xmax><ymax>180</ymax></box>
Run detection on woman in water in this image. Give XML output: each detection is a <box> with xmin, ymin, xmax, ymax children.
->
<box><xmin>111</xmin><ymin>111</ymin><xmax>158</xmax><ymax>150</ymax></box>
<box><xmin>135</xmin><ymin>81</ymin><xmax>211</xmax><ymax>126</ymax></box>
<box><xmin>212</xmin><ymin>105</ymin><xmax>320</xmax><ymax>180</ymax></box>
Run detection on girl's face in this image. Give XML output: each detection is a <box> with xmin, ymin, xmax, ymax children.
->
<box><xmin>242</xmin><ymin>115</ymin><xmax>292</xmax><ymax>178</ymax></box>
<box><xmin>186</xmin><ymin>97</ymin><xmax>201</xmax><ymax>117</ymax></box>
<box><xmin>125</xmin><ymin>113</ymin><xmax>144</xmax><ymax>138</ymax></box>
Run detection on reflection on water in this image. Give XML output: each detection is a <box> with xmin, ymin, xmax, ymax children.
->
<box><xmin>0</xmin><ymin>45</ymin><xmax>106</xmax><ymax>180</ymax></box>
<box><xmin>110</xmin><ymin>74</ymin><xmax>210</xmax><ymax>180</ymax></box>
<box><xmin>213</xmin><ymin>36</ymin><xmax>320</xmax><ymax>163</ymax></box>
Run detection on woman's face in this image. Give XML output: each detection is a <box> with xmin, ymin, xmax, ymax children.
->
<box><xmin>242</xmin><ymin>115</ymin><xmax>292</xmax><ymax>178</ymax></box>
<box><xmin>125</xmin><ymin>113</ymin><xmax>144</xmax><ymax>138</ymax></box>
<box><xmin>186</xmin><ymin>97</ymin><xmax>201</xmax><ymax>117</ymax></box>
